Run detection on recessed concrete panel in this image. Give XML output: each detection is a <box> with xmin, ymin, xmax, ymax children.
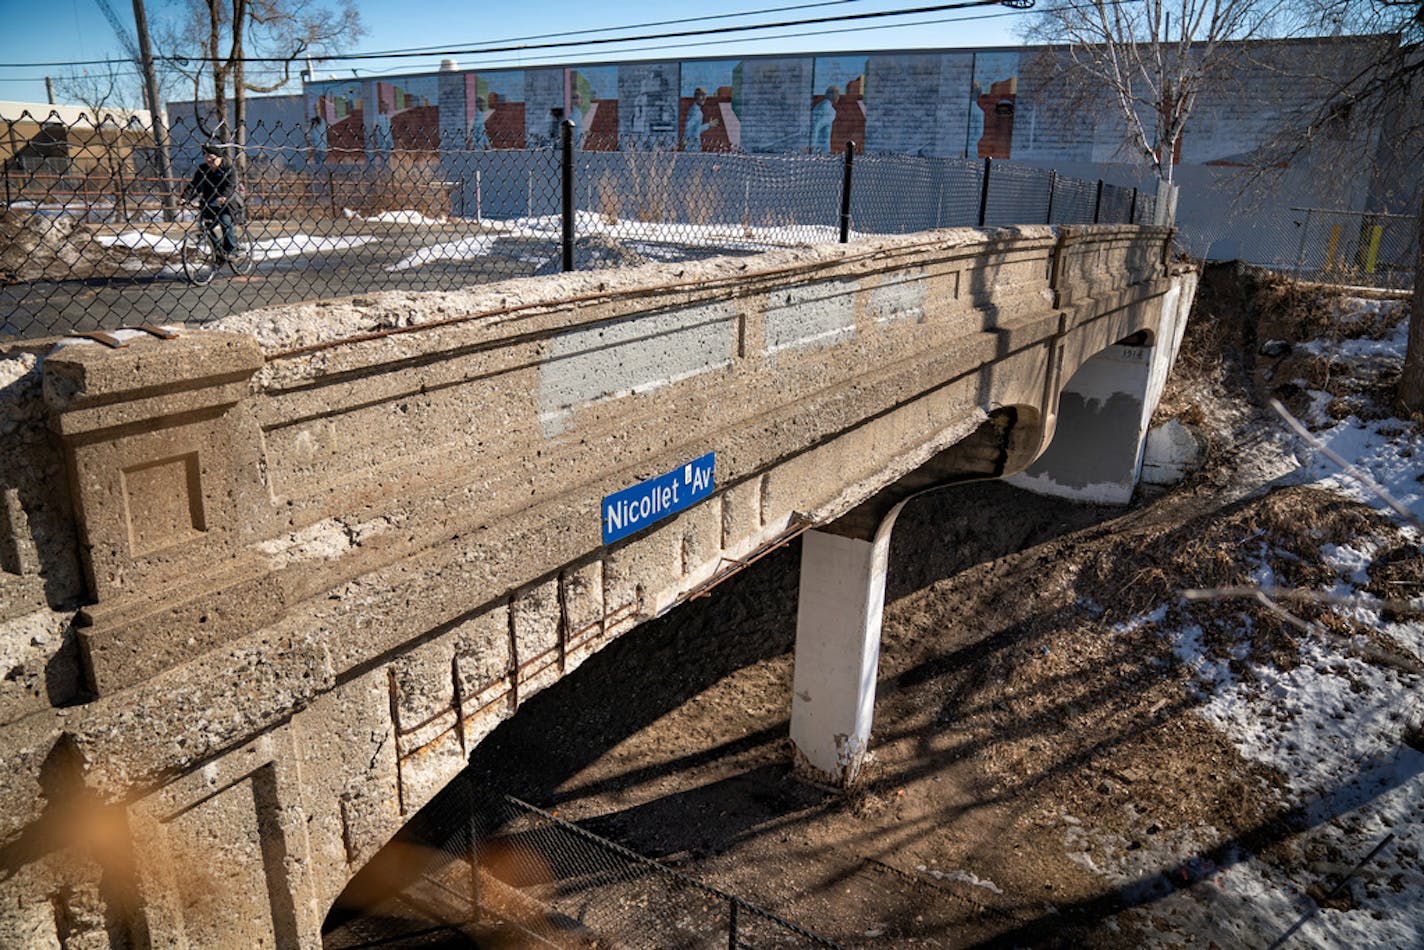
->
<box><xmin>122</xmin><ymin>453</ymin><xmax>205</xmax><ymax>556</ymax></box>
<box><xmin>869</xmin><ymin>270</ymin><xmax>928</xmax><ymax>328</ymax></box>
<box><xmin>538</xmin><ymin>301</ymin><xmax>736</xmax><ymax>435</ymax></box>
<box><xmin>763</xmin><ymin>280</ymin><xmax>857</xmax><ymax>355</ymax></box>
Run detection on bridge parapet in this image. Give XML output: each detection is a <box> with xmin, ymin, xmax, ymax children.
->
<box><xmin>44</xmin><ymin>224</ymin><xmax>1174</xmax><ymax>701</ymax></box>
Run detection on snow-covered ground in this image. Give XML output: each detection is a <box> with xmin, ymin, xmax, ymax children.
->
<box><xmin>498</xmin><ymin>209</ymin><xmax>845</xmax><ymax>249</ymax></box>
<box><xmin>1295</xmin><ymin>306</ymin><xmax>1424</xmax><ymax>526</ymax></box>
<box><xmin>386</xmin><ymin>235</ymin><xmax>496</xmax><ymax>272</ymax></box>
<box><xmin>247</xmin><ymin>234</ymin><xmax>379</xmax><ymax>260</ymax></box>
<box><xmin>81</xmin><ymin>209</ymin><xmax>837</xmax><ymax>277</ymax></box>
<box><xmin>1115</xmin><ymin>294</ymin><xmax>1424</xmax><ymax>946</ymax></box>
<box><xmin>96</xmin><ymin>230</ymin><xmax>378</xmax><ymax>261</ymax></box>
<box><xmin>343</xmin><ymin>209</ymin><xmax>448</xmax><ymax>225</ymax></box>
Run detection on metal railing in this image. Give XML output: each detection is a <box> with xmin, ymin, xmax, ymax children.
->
<box><xmin>3</xmin><ymin>109</ymin><xmax>1157</xmax><ymax>342</ymax></box>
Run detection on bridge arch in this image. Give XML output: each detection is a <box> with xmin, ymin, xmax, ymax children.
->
<box><xmin>788</xmin><ymin>271</ymin><xmax>1194</xmax><ymax>784</ymax></box>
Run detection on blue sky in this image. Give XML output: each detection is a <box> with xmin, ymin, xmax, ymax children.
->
<box><xmin>0</xmin><ymin>0</ymin><xmax>1031</xmax><ymax>108</ymax></box>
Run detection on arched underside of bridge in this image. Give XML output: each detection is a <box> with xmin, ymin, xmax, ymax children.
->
<box><xmin>788</xmin><ymin>318</ymin><xmax>1185</xmax><ymax>786</ymax></box>
<box><xmin>0</xmin><ymin>224</ymin><xmax>1195</xmax><ymax>948</ymax></box>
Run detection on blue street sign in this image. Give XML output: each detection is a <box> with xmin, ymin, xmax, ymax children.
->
<box><xmin>602</xmin><ymin>452</ymin><xmax>715</xmax><ymax>545</ymax></box>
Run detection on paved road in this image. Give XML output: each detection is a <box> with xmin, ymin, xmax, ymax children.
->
<box><xmin>3</xmin><ymin>223</ymin><xmax>542</xmax><ymax>339</ymax></box>
<box><xmin>2</xmin><ymin>220</ymin><xmax>780</xmax><ymax>341</ymax></box>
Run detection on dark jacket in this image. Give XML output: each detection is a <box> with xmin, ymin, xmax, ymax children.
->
<box><xmin>183</xmin><ymin>161</ymin><xmax>238</xmax><ymax>208</ymax></box>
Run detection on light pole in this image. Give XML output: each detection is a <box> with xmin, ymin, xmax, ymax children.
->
<box><xmin>131</xmin><ymin>0</ymin><xmax>177</xmax><ymax>222</ymax></box>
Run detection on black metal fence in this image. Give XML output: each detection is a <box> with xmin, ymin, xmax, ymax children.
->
<box><xmin>325</xmin><ymin>789</ymin><xmax>842</xmax><ymax>949</ymax></box>
<box><xmin>2</xmin><ymin>110</ymin><xmax>1157</xmax><ymax>342</ymax></box>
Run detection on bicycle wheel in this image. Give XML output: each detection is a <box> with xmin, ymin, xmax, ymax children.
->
<box><xmin>227</xmin><ymin>226</ymin><xmax>255</xmax><ymax>277</ymax></box>
<box><xmin>181</xmin><ymin>230</ymin><xmax>217</xmax><ymax>285</ymax></box>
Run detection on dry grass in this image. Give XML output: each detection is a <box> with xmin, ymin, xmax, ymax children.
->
<box><xmin>328</xmin><ymin>154</ymin><xmax>450</xmax><ymax>219</ymax></box>
<box><xmin>620</xmin><ymin>150</ymin><xmax>677</xmax><ymax>224</ymax></box>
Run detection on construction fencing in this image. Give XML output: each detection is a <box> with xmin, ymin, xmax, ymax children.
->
<box><xmin>4</xmin><ymin>110</ymin><xmax>1158</xmax><ymax>342</ymax></box>
<box><xmin>326</xmin><ymin>789</ymin><xmax>842</xmax><ymax>949</ymax></box>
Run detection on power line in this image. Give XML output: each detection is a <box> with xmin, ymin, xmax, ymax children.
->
<box><xmin>0</xmin><ymin>7</ymin><xmax>1027</xmax><ymax>85</ymax></box>
<box><xmin>360</xmin><ymin>0</ymin><xmax>877</xmax><ymax>57</ymax></box>
<box><xmin>394</xmin><ymin>9</ymin><xmax>1041</xmax><ymax>74</ymax></box>
<box><xmin>0</xmin><ymin>0</ymin><xmax>1032</xmax><ymax>68</ymax></box>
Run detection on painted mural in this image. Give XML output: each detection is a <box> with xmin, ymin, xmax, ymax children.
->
<box><xmin>970</xmin><ymin>52</ymin><xmax>1019</xmax><ymax>159</ymax></box>
<box><xmin>292</xmin><ymin>42</ymin><xmax>1364</xmax><ymax>167</ymax></box>
<box><xmin>524</xmin><ymin>69</ymin><xmax>567</xmax><ymax>147</ymax></box>
<box><xmin>568</xmin><ymin>66</ymin><xmax>618</xmax><ymax>150</ymax></box>
<box><xmin>619</xmin><ymin>63</ymin><xmax>679</xmax><ymax>145</ymax></box>
<box><xmin>680</xmin><ymin>60</ymin><xmax>741</xmax><ymax>152</ymax></box>
<box><xmin>304</xmin><ymin>52</ymin><xmax>1013</xmax><ymax>160</ymax></box>
<box><xmin>465</xmin><ymin>71</ymin><xmax>526</xmax><ymax>148</ymax></box>
<box><xmin>811</xmin><ymin>56</ymin><xmax>866</xmax><ymax>155</ymax></box>
<box><xmin>308</xmin><ymin>79</ymin><xmax>364</xmax><ymax>161</ymax></box>
<box><xmin>371</xmin><ymin>77</ymin><xmax>439</xmax><ymax>153</ymax></box>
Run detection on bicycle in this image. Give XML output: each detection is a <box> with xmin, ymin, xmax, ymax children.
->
<box><xmin>180</xmin><ymin>204</ymin><xmax>255</xmax><ymax>285</ymax></box>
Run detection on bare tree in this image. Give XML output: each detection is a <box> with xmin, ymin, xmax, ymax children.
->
<box><xmin>161</xmin><ymin>0</ymin><xmax>362</xmax><ymax>160</ymax></box>
<box><xmin>1243</xmin><ymin>2</ymin><xmax>1422</xmax><ymax>408</ymax></box>
<box><xmin>54</xmin><ymin>67</ymin><xmax>129</xmax><ymax>119</ymax></box>
<box><xmin>1023</xmin><ymin>0</ymin><xmax>1293</xmax><ymax>186</ymax></box>
<box><xmin>53</xmin><ymin>67</ymin><xmax>143</xmax><ymax>219</ymax></box>
<box><xmin>1308</xmin><ymin>1</ymin><xmax>1424</xmax><ymax>411</ymax></box>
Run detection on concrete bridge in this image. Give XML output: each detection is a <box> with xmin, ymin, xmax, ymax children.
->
<box><xmin>0</xmin><ymin>223</ymin><xmax>1195</xmax><ymax>947</ymax></box>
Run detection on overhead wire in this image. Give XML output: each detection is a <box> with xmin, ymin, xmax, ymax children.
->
<box><xmin>0</xmin><ymin>0</ymin><xmax>1032</xmax><ymax>68</ymax></box>
<box><xmin>356</xmin><ymin>0</ymin><xmax>879</xmax><ymax>57</ymax></box>
<box><xmin>0</xmin><ymin>6</ymin><xmax>1031</xmax><ymax>82</ymax></box>
<box><xmin>447</xmin><ymin>9</ymin><xmax>1041</xmax><ymax>71</ymax></box>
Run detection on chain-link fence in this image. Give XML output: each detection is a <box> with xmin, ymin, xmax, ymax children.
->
<box><xmin>1239</xmin><ymin>206</ymin><xmax>1417</xmax><ymax>290</ymax></box>
<box><xmin>4</xmin><ymin>110</ymin><xmax>1158</xmax><ymax>342</ymax></box>
<box><xmin>325</xmin><ymin>789</ymin><xmax>842</xmax><ymax>949</ymax></box>
<box><xmin>1287</xmin><ymin>208</ymin><xmax>1415</xmax><ymax>289</ymax></box>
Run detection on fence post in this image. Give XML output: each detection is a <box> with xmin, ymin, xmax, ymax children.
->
<box><xmin>114</xmin><ymin>158</ymin><xmax>128</xmax><ymax>224</ymax></box>
<box><xmin>839</xmin><ymin>140</ymin><xmax>855</xmax><ymax>243</ymax></box>
<box><xmin>728</xmin><ymin>901</ymin><xmax>739</xmax><ymax>949</ymax></box>
<box><xmin>1293</xmin><ymin>209</ymin><xmax>1312</xmax><ymax>277</ymax></box>
<box><xmin>561</xmin><ymin>119</ymin><xmax>575</xmax><ymax>272</ymax></box>
<box><xmin>326</xmin><ymin>168</ymin><xmax>337</xmax><ymax>218</ymax></box>
<box><xmin>458</xmin><ymin>175</ymin><xmax>466</xmax><ymax>219</ymax></box>
<box><xmin>977</xmin><ymin>156</ymin><xmax>992</xmax><ymax>227</ymax></box>
<box><xmin>1092</xmin><ymin>179</ymin><xmax>1104</xmax><ymax>224</ymax></box>
<box><xmin>1128</xmin><ymin>187</ymin><xmax>1138</xmax><ymax>225</ymax></box>
<box><xmin>476</xmin><ymin>169</ymin><xmax>482</xmax><ymax>223</ymax></box>
<box><xmin>1045</xmin><ymin>169</ymin><xmax>1057</xmax><ymax>225</ymax></box>
<box><xmin>467</xmin><ymin>809</ymin><xmax>482</xmax><ymax>924</ymax></box>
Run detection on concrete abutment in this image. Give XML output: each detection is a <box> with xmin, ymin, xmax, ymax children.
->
<box><xmin>787</xmin><ymin>273</ymin><xmax>1195</xmax><ymax>784</ymax></box>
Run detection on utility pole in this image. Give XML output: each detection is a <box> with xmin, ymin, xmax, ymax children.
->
<box><xmin>130</xmin><ymin>0</ymin><xmax>177</xmax><ymax>220</ymax></box>
<box><xmin>44</xmin><ymin>76</ymin><xmax>56</xmax><ymax>104</ymax></box>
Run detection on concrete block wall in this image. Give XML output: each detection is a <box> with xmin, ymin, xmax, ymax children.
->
<box><xmin>181</xmin><ymin>37</ymin><xmax>1403</xmax><ymax>262</ymax></box>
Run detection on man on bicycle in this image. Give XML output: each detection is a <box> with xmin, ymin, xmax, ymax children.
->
<box><xmin>182</xmin><ymin>144</ymin><xmax>239</xmax><ymax>262</ymax></box>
